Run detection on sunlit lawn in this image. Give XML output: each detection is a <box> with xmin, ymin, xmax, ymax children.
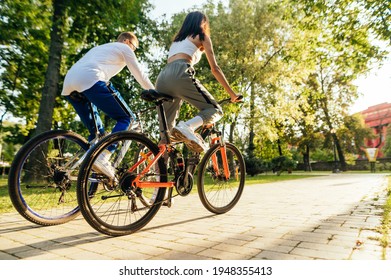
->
<box><xmin>244</xmin><ymin>172</ymin><xmax>324</xmax><ymax>185</ymax></box>
<box><xmin>0</xmin><ymin>176</ymin><xmax>14</xmax><ymax>214</ymax></box>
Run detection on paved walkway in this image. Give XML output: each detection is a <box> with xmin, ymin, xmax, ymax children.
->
<box><xmin>0</xmin><ymin>173</ymin><xmax>390</xmax><ymax>260</ymax></box>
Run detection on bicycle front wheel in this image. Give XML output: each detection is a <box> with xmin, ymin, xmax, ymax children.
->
<box><xmin>197</xmin><ymin>142</ymin><xmax>245</xmax><ymax>214</ymax></box>
<box><xmin>77</xmin><ymin>131</ymin><xmax>167</xmax><ymax>236</ymax></box>
<box><xmin>8</xmin><ymin>130</ymin><xmax>89</xmax><ymax>225</ymax></box>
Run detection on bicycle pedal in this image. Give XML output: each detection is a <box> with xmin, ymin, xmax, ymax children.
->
<box><xmin>162</xmin><ymin>198</ymin><xmax>173</xmax><ymax>207</ymax></box>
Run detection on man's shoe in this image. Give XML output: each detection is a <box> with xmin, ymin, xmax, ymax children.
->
<box><xmin>93</xmin><ymin>150</ymin><xmax>115</xmax><ymax>179</ymax></box>
<box><xmin>171</xmin><ymin>121</ymin><xmax>208</xmax><ymax>153</ymax></box>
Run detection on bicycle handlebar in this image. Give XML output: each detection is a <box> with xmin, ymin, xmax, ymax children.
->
<box><xmin>218</xmin><ymin>95</ymin><xmax>244</xmax><ymax>105</ymax></box>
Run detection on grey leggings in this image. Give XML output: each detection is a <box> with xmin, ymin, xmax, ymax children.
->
<box><xmin>155</xmin><ymin>59</ymin><xmax>223</xmax><ymax>136</ymax></box>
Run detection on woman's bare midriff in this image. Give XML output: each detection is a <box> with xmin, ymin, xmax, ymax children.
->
<box><xmin>167</xmin><ymin>53</ymin><xmax>192</xmax><ymax>64</ymax></box>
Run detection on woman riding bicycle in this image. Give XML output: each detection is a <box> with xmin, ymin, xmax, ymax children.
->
<box><xmin>156</xmin><ymin>11</ymin><xmax>241</xmax><ymax>153</ymax></box>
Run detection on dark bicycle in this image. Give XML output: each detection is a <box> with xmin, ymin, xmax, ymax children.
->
<box><xmin>8</xmin><ymin>93</ymin><xmax>147</xmax><ymax>226</ymax></box>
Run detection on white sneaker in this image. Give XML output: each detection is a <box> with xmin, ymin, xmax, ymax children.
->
<box><xmin>171</xmin><ymin>121</ymin><xmax>208</xmax><ymax>153</ymax></box>
<box><xmin>93</xmin><ymin>150</ymin><xmax>115</xmax><ymax>179</ymax></box>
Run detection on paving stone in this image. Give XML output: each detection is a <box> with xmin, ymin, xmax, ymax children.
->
<box><xmin>0</xmin><ymin>252</ymin><xmax>18</xmax><ymax>260</ymax></box>
<box><xmin>153</xmin><ymin>250</ymin><xmax>211</xmax><ymax>260</ymax></box>
<box><xmin>0</xmin><ymin>173</ymin><xmax>388</xmax><ymax>261</ymax></box>
<box><xmin>252</xmin><ymin>250</ymin><xmax>314</xmax><ymax>260</ymax></box>
<box><xmin>197</xmin><ymin>248</ymin><xmax>253</xmax><ymax>260</ymax></box>
<box><xmin>290</xmin><ymin>247</ymin><xmax>349</xmax><ymax>260</ymax></box>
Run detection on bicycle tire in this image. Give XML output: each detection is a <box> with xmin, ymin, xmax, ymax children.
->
<box><xmin>8</xmin><ymin>130</ymin><xmax>89</xmax><ymax>225</ymax></box>
<box><xmin>77</xmin><ymin>131</ymin><xmax>167</xmax><ymax>236</ymax></box>
<box><xmin>197</xmin><ymin>142</ymin><xmax>245</xmax><ymax>214</ymax></box>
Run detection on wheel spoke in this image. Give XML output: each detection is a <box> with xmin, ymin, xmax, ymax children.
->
<box><xmin>78</xmin><ymin>131</ymin><xmax>167</xmax><ymax>236</ymax></box>
<box><xmin>8</xmin><ymin>131</ymin><xmax>88</xmax><ymax>225</ymax></box>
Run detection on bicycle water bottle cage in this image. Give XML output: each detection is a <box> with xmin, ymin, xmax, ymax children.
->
<box><xmin>141</xmin><ymin>89</ymin><xmax>174</xmax><ymax>103</ymax></box>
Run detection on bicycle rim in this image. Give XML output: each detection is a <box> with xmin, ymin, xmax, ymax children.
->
<box><xmin>197</xmin><ymin>143</ymin><xmax>245</xmax><ymax>214</ymax></box>
<box><xmin>77</xmin><ymin>131</ymin><xmax>167</xmax><ymax>236</ymax></box>
<box><xmin>8</xmin><ymin>130</ymin><xmax>89</xmax><ymax>225</ymax></box>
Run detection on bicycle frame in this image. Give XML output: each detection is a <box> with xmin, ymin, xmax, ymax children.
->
<box><xmin>124</xmin><ymin>90</ymin><xmax>239</xmax><ymax>190</ymax></box>
<box><xmin>128</xmin><ymin>144</ymin><xmax>173</xmax><ymax>188</ymax></box>
<box><xmin>128</xmin><ymin>130</ymin><xmax>232</xmax><ymax>189</ymax></box>
<box><xmin>70</xmin><ymin>100</ymin><xmax>148</xmax><ymax>172</ymax></box>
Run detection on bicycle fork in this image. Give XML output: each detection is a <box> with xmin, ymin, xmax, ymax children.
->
<box><xmin>210</xmin><ymin>135</ymin><xmax>231</xmax><ymax>181</ymax></box>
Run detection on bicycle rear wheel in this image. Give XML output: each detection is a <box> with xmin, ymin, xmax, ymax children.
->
<box><xmin>8</xmin><ymin>130</ymin><xmax>89</xmax><ymax>225</ymax></box>
<box><xmin>197</xmin><ymin>142</ymin><xmax>245</xmax><ymax>214</ymax></box>
<box><xmin>77</xmin><ymin>131</ymin><xmax>167</xmax><ymax>236</ymax></box>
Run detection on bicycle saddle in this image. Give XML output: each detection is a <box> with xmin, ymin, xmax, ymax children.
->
<box><xmin>141</xmin><ymin>89</ymin><xmax>174</xmax><ymax>103</ymax></box>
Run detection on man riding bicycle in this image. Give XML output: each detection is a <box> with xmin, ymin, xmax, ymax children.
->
<box><xmin>61</xmin><ymin>32</ymin><xmax>154</xmax><ymax>176</ymax></box>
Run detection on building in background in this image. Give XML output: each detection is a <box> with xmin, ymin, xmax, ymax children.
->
<box><xmin>360</xmin><ymin>102</ymin><xmax>391</xmax><ymax>157</ymax></box>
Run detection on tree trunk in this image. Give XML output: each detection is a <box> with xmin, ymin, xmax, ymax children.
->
<box><xmin>303</xmin><ymin>144</ymin><xmax>312</xmax><ymax>171</ymax></box>
<box><xmin>34</xmin><ymin>0</ymin><xmax>66</xmax><ymax>136</ymax></box>
<box><xmin>333</xmin><ymin>133</ymin><xmax>347</xmax><ymax>171</ymax></box>
<box><xmin>277</xmin><ymin>139</ymin><xmax>283</xmax><ymax>156</ymax></box>
<box><xmin>321</xmin><ymin>95</ymin><xmax>347</xmax><ymax>172</ymax></box>
<box><xmin>24</xmin><ymin>0</ymin><xmax>67</xmax><ymax>182</ymax></box>
<box><xmin>229</xmin><ymin>121</ymin><xmax>235</xmax><ymax>143</ymax></box>
<box><xmin>247</xmin><ymin>84</ymin><xmax>255</xmax><ymax>157</ymax></box>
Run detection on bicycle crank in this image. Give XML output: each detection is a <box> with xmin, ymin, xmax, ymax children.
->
<box><xmin>175</xmin><ymin>171</ymin><xmax>193</xmax><ymax>196</ymax></box>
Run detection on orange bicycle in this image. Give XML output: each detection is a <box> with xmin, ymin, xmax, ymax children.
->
<box><xmin>76</xmin><ymin>89</ymin><xmax>245</xmax><ymax>236</ymax></box>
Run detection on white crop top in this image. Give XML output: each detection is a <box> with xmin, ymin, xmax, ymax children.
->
<box><xmin>168</xmin><ymin>38</ymin><xmax>203</xmax><ymax>65</ymax></box>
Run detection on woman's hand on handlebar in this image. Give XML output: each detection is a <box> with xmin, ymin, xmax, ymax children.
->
<box><xmin>231</xmin><ymin>94</ymin><xmax>243</xmax><ymax>103</ymax></box>
<box><xmin>218</xmin><ymin>94</ymin><xmax>244</xmax><ymax>105</ymax></box>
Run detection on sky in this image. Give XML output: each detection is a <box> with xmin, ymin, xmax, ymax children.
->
<box><xmin>150</xmin><ymin>0</ymin><xmax>213</xmax><ymax>19</ymax></box>
<box><xmin>351</xmin><ymin>56</ymin><xmax>391</xmax><ymax>113</ymax></box>
<box><xmin>150</xmin><ymin>0</ymin><xmax>391</xmax><ymax>114</ymax></box>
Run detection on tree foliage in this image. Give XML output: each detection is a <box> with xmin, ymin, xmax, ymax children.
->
<box><xmin>0</xmin><ymin>0</ymin><xmax>51</xmax><ymax>136</ymax></box>
<box><xmin>0</xmin><ymin>0</ymin><xmax>155</xmax><ymax>140</ymax></box>
<box><xmin>1</xmin><ymin>0</ymin><xmax>390</xmax><ymax>172</ymax></box>
<box><xmin>288</xmin><ymin>0</ymin><xmax>387</xmax><ymax>170</ymax></box>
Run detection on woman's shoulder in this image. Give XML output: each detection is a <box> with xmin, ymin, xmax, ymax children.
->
<box><xmin>187</xmin><ymin>34</ymin><xmax>204</xmax><ymax>47</ymax></box>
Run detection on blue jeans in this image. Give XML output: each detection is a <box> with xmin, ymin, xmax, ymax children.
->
<box><xmin>66</xmin><ymin>81</ymin><xmax>135</xmax><ymax>146</ymax></box>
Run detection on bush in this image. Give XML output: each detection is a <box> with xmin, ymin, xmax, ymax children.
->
<box><xmin>245</xmin><ymin>157</ymin><xmax>268</xmax><ymax>176</ymax></box>
<box><xmin>271</xmin><ymin>156</ymin><xmax>297</xmax><ymax>175</ymax></box>
<box><xmin>244</xmin><ymin>155</ymin><xmax>298</xmax><ymax>176</ymax></box>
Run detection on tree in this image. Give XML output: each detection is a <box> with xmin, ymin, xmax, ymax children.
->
<box><xmin>0</xmin><ymin>0</ymin><xmax>155</xmax><ymax>143</ymax></box>
<box><xmin>0</xmin><ymin>0</ymin><xmax>52</xmax><ymax>136</ymax></box>
<box><xmin>290</xmin><ymin>0</ymin><xmax>386</xmax><ymax>171</ymax></box>
<box><xmin>360</xmin><ymin>0</ymin><xmax>391</xmax><ymax>44</ymax></box>
<box><xmin>382</xmin><ymin>125</ymin><xmax>391</xmax><ymax>157</ymax></box>
<box><xmin>35</xmin><ymin>0</ymin><xmax>154</xmax><ymax>137</ymax></box>
<box><xmin>339</xmin><ymin>113</ymin><xmax>374</xmax><ymax>156</ymax></box>
<box><xmin>201</xmin><ymin>0</ymin><xmax>301</xmax><ymax>158</ymax></box>
<box><xmin>34</xmin><ymin>0</ymin><xmax>67</xmax><ymax>136</ymax></box>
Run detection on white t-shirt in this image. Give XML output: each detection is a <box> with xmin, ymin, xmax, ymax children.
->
<box><xmin>61</xmin><ymin>42</ymin><xmax>154</xmax><ymax>96</ymax></box>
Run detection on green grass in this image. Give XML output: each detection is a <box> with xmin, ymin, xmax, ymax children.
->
<box><xmin>367</xmin><ymin>176</ymin><xmax>391</xmax><ymax>260</ymax></box>
<box><xmin>244</xmin><ymin>172</ymin><xmax>323</xmax><ymax>185</ymax></box>
<box><xmin>0</xmin><ymin>176</ymin><xmax>14</xmax><ymax>214</ymax></box>
<box><xmin>379</xmin><ymin>177</ymin><xmax>391</xmax><ymax>259</ymax></box>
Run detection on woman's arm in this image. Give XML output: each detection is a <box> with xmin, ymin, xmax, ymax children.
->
<box><xmin>201</xmin><ymin>35</ymin><xmax>240</xmax><ymax>102</ymax></box>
